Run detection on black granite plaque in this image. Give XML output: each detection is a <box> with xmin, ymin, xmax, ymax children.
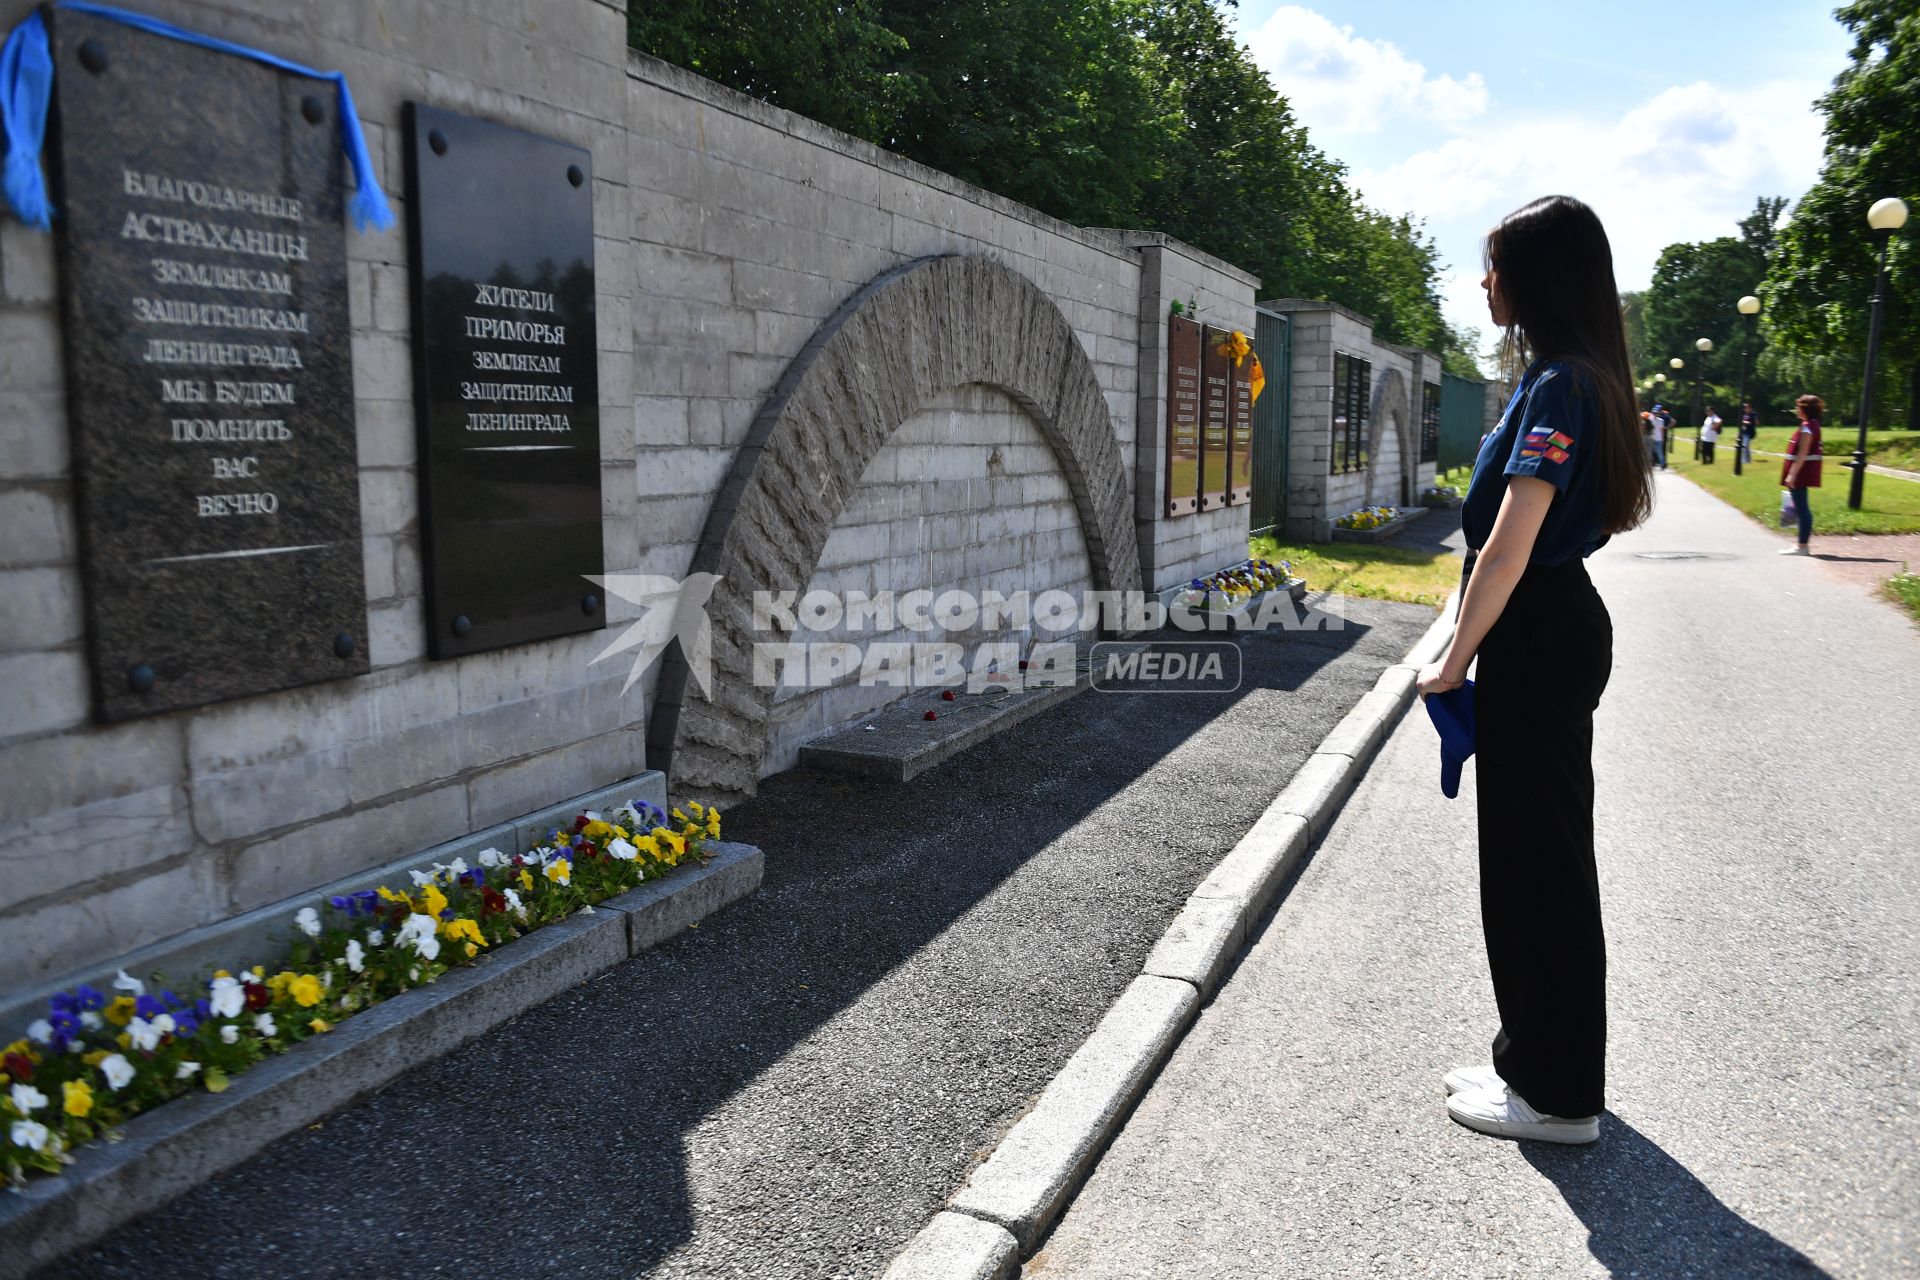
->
<box><xmin>1165</xmin><ymin>316</ymin><xmax>1200</xmax><ymax>517</ymax></box>
<box><xmin>403</xmin><ymin>103</ymin><xmax>602</xmax><ymax>658</ymax></box>
<box><xmin>48</xmin><ymin>10</ymin><xmax>368</xmax><ymax>722</ymax></box>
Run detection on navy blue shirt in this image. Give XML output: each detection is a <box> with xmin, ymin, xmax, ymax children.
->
<box><xmin>1462</xmin><ymin>360</ymin><xmax>1610</xmax><ymax>566</ymax></box>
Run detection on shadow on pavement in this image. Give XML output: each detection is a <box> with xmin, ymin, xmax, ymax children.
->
<box><xmin>54</xmin><ymin>603</ymin><xmax>1430</xmax><ymax>1280</ymax></box>
<box><xmin>1523</xmin><ymin>1114</ymin><xmax>1832</xmax><ymax>1278</ymax></box>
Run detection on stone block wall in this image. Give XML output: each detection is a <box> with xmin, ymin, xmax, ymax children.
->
<box><xmin>1264</xmin><ymin>298</ymin><xmax>1445</xmax><ymax>542</ymax></box>
<box><xmin>0</xmin><ymin>0</ymin><xmax>1261</xmax><ymax>995</ymax></box>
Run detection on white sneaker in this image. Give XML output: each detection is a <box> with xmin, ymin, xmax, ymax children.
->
<box><xmin>1443</xmin><ymin>1064</ymin><xmax>1503</xmax><ymax>1096</ymax></box>
<box><xmin>1778</xmin><ymin>545</ymin><xmax>1809</xmax><ymax>555</ymax></box>
<box><xmin>1446</xmin><ymin>1085</ymin><xmax>1599</xmax><ymax>1144</ymax></box>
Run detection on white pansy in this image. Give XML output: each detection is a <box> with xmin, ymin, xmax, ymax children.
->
<box><xmin>79</xmin><ymin>1011</ymin><xmax>103</xmax><ymax>1031</ymax></box>
<box><xmin>584</xmin><ymin>810</ymin><xmax>603</xmax><ymax>823</ymax></box>
<box><xmin>607</xmin><ymin>837</ymin><xmax>637</xmax><ymax>861</ymax></box>
<box><xmin>254</xmin><ymin>1012</ymin><xmax>277</xmax><ymax>1037</ymax></box>
<box><xmin>220</xmin><ymin>1025</ymin><xmax>240</xmax><ymax>1045</ymax></box>
<box><xmin>396</xmin><ymin>913</ymin><xmax>442</xmax><ymax>961</ymax></box>
<box><xmin>365</xmin><ymin>928</ymin><xmax>385</xmax><ymax>947</ymax></box>
<box><xmin>295</xmin><ymin>906</ymin><xmax>321</xmax><ymax>938</ymax></box>
<box><xmin>344</xmin><ymin>939</ymin><xmax>365</xmax><ymax>973</ymax></box>
<box><xmin>127</xmin><ymin>1017</ymin><xmax>164</xmax><ymax>1053</ymax></box>
<box><xmin>477</xmin><ymin>847</ymin><xmax>505</xmax><ymax>868</ymax></box>
<box><xmin>175</xmin><ymin>1061</ymin><xmax>201</xmax><ymax>1080</ymax></box>
<box><xmin>502</xmin><ymin>887</ymin><xmax>525</xmax><ymax>918</ymax></box>
<box><xmin>99</xmin><ymin>1054</ymin><xmax>135</xmax><ymax>1090</ymax></box>
<box><xmin>208</xmin><ymin>975</ymin><xmax>245</xmax><ymax>1019</ymax></box>
<box><xmin>409</xmin><ymin>868</ymin><xmax>435</xmax><ymax>887</ymax></box>
<box><xmin>152</xmin><ymin>1013</ymin><xmax>175</xmax><ymax>1036</ymax></box>
<box><xmin>10</xmin><ymin>1084</ymin><xmax>48</xmax><ymax>1114</ymax></box>
<box><xmin>446</xmin><ymin>857</ymin><xmax>469</xmax><ymax>878</ymax></box>
<box><xmin>10</xmin><ymin>1120</ymin><xmax>50</xmax><ymax>1152</ymax></box>
<box><xmin>26</xmin><ymin>1019</ymin><xmax>52</xmax><ymax>1045</ymax></box>
<box><xmin>112</xmin><ymin>969</ymin><xmax>144</xmax><ymax>996</ymax></box>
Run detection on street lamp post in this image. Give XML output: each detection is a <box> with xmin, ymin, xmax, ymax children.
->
<box><xmin>1694</xmin><ymin>338</ymin><xmax>1714</xmax><ymax>458</ymax></box>
<box><xmin>1849</xmin><ymin>197</ymin><xmax>1910</xmax><ymax>510</ymax></box>
<box><xmin>1735</xmin><ymin>295</ymin><xmax>1760</xmax><ymax>475</ymax></box>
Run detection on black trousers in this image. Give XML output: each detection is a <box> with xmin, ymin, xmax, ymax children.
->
<box><xmin>1472</xmin><ymin>557</ymin><xmax>1613</xmax><ymax>1117</ymax></box>
<box><xmin>1701</xmin><ymin>440</ymin><xmax>1716</xmax><ymax>464</ymax></box>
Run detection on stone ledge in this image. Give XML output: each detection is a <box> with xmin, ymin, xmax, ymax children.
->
<box><xmin>797</xmin><ymin>677</ymin><xmax>1087</xmax><ymax>784</ymax></box>
<box><xmin>0</xmin><ymin>842</ymin><xmax>762</xmax><ymax>1280</ymax></box>
<box><xmin>1141</xmin><ymin>896</ymin><xmax>1245</xmax><ymax>998</ymax></box>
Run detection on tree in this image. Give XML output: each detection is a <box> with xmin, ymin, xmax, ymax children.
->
<box><xmin>1760</xmin><ymin>0</ymin><xmax>1919</xmax><ymax>428</ymax></box>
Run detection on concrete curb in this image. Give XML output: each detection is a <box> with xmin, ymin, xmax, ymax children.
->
<box><xmin>880</xmin><ymin>1211</ymin><xmax>1021</xmax><ymax>1280</ymax></box>
<box><xmin>0</xmin><ymin>842</ymin><xmax>764</xmax><ymax>1280</ymax></box>
<box><xmin>945</xmin><ymin>975</ymin><xmax>1199</xmax><ymax>1252</ymax></box>
<box><xmin>886</xmin><ymin>591</ymin><xmax>1459</xmax><ymax>1275</ymax></box>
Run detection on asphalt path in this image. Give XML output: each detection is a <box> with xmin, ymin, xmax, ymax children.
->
<box><xmin>1030</xmin><ymin>472</ymin><xmax>1920</xmax><ymax>1279</ymax></box>
<box><xmin>43</xmin><ymin>595</ymin><xmax>1434</xmax><ymax>1279</ymax></box>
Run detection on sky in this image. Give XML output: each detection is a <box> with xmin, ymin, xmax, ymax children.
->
<box><xmin>1230</xmin><ymin>0</ymin><xmax>1853</xmax><ymax>354</ymax></box>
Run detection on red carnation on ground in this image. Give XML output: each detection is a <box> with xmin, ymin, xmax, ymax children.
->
<box><xmin>924</xmin><ymin>710</ymin><xmax>938</xmax><ymax>721</ymax></box>
<box><xmin>941</xmin><ymin>690</ymin><xmax>956</xmax><ymax>701</ymax></box>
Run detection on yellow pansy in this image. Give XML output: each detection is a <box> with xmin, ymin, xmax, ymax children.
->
<box><xmin>82</xmin><ymin>1049</ymin><xmax>109</xmax><ymax>1067</ymax></box>
<box><xmin>657</xmin><ymin>829</ymin><xmax>686</xmax><ymax>858</ymax></box>
<box><xmin>103</xmin><ymin>996</ymin><xmax>135</xmax><ymax>1027</ymax></box>
<box><xmin>63</xmin><ymin>1079</ymin><xmax>94</xmax><ymax>1117</ymax></box>
<box><xmin>308</xmin><ymin>1018</ymin><xmax>331</xmax><ymax>1034</ymax></box>
<box><xmin>267</xmin><ymin>970</ymin><xmax>297</xmax><ymax>998</ymax></box>
<box><xmin>546</xmin><ymin>859</ymin><xmax>571</xmax><ymax>885</ymax></box>
<box><xmin>288</xmin><ymin>974</ymin><xmax>323</xmax><ymax>1008</ymax></box>
<box><xmin>441</xmin><ymin>918</ymin><xmax>486</xmax><ymax>948</ymax></box>
<box><xmin>518</xmin><ymin>869</ymin><xmax>534</xmax><ymax>891</ymax></box>
<box><xmin>421</xmin><ymin>884</ymin><xmax>449</xmax><ymax>919</ymax></box>
<box><xmin>582</xmin><ymin>820</ymin><xmax>612</xmax><ymax>840</ymax></box>
<box><xmin>706</xmin><ymin>810</ymin><xmax>721</xmax><ymax>838</ymax></box>
<box><xmin>671</xmin><ymin>808</ymin><xmax>688</xmax><ymax>824</ymax></box>
<box><xmin>634</xmin><ymin>833</ymin><xmax>661</xmax><ymax>857</ymax></box>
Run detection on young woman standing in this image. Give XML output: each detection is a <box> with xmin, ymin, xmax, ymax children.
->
<box><xmin>1417</xmin><ymin>195</ymin><xmax>1654</xmax><ymax>1144</ymax></box>
<box><xmin>1780</xmin><ymin>395</ymin><xmax>1824</xmax><ymax>555</ymax></box>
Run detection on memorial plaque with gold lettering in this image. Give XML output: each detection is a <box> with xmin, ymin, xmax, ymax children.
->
<box><xmin>1229</xmin><ymin>358</ymin><xmax>1254</xmax><ymax>505</ymax></box>
<box><xmin>404</xmin><ymin>103</ymin><xmax>602</xmax><ymax>658</ymax></box>
<box><xmin>1200</xmin><ymin>328</ymin><xmax>1231</xmax><ymax>511</ymax></box>
<box><xmin>1165</xmin><ymin>316</ymin><xmax>1201</xmax><ymax>517</ymax></box>
<box><xmin>47</xmin><ymin>10</ymin><xmax>368</xmax><ymax>722</ymax></box>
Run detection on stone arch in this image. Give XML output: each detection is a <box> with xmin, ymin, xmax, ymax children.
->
<box><xmin>647</xmin><ymin>255</ymin><xmax>1143</xmax><ymax>802</ymax></box>
<box><xmin>1365</xmin><ymin>366</ymin><xmax>1415</xmax><ymax>508</ymax></box>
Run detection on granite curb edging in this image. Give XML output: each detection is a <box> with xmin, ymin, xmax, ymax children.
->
<box><xmin>0</xmin><ymin>842</ymin><xmax>764</xmax><ymax>1280</ymax></box>
<box><xmin>882</xmin><ymin>593</ymin><xmax>1460</xmax><ymax>1277</ymax></box>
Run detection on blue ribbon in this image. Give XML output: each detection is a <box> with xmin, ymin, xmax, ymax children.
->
<box><xmin>0</xmin><ymin>1</ymin><xmax>393</xmax><ymax>232</ymax></box>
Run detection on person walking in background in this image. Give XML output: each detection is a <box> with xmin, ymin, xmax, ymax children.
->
<box><xmin>1780</xmin><ymin>394</ymin><xmax>1823</xmax><ymax>556</ymax></box>
<box><xmin>1739</xmin><ymin>400</ymin><xmax>1758</xmax><ymax>464</ymax></box>
<box><xmin>1419</xmin><ymin>194</ymin><xmax>1654</xmax><ymax>1145</ymax></box>
<box><xmin>1700</xmin><ymin>405</ymin><xmax>1721</xmax><ymax>465</ymax></box>
<box><xmin>1649</xmin><ymin>403</ymin><xmax>1668</xmax><ymax>469</ymax></box>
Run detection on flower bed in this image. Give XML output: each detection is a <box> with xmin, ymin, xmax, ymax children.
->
<box><xmin>1420</xmin><ymin>485</ymin><xmax>1462</xmax><ymax>509</ymax></box>
<box><xmin>1330</xmin><ymin>505</ymin><xmax>1425</xmax><ymax>543</ymax></box>
<box><xmin>1334</xmin><ymin>505</ymin><xmax>1400</xmax><ymax>531</ymax></box>
<box><xmin>1</xmin><ymin>797</ymin><xmax>722</xmax><ymax>1186</ymax></box>
<box><xmin>1171</xmin><ymin>558</ymin><xmax>1296</xmax><ymax>612</ymax></box>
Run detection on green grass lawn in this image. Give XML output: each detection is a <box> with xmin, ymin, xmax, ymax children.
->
<box><xmin>1693</xmin><ymin>426</ymin><xmax>1920</xmax><ymax>472</ymax></box>
<box><xmin>1666</xmin><ymin>448</ymin><xmax>1920</xmax><ymax>535</ymax></box>
<box><xmin>1251</xmin><ymin>532</ymin><xmax>1461</xmax><ymax>608</ymax></box>
<box><xmin>1885</xmin><ymin>573</ymin><xmax>1920</xmax><ymax>623</ymax></box>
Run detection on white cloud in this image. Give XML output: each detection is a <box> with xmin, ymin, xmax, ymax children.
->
<box><xmin>1349</xmin><ymin>79</ymin><xmax>1827</xmax><ymax>337</ymax></box>
<box><xmin>1242</xmin><ymin>5</ymin><xmax>1488</xmax><ymax>134</ymax></box>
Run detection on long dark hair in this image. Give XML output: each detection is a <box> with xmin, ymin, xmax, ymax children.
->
<box><xmin>1486</xmin><ymin>196</ymin><xmax>1653</xmax><ymax>534</ymax></box>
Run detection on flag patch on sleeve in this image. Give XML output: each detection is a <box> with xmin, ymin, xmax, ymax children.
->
<box><xmin>1545</xmin><ymin>445</ymin><xmax>1570</xmax><ymax>464</ymax></box>
<box><xmin>1548</xmin><ymin>431</ymin><xmax>1574</xmax><ymax>450</ymax></box>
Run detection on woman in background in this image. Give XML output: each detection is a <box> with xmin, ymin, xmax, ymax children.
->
<box><xmin>1780</xmin><ymin>394</ymin><xmax>1823</xmax><ymax>555</ymax></box>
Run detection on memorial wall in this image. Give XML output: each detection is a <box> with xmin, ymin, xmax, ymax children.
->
<box><xmin>0</xmin><ymin>0</ymin><xmax>1256</xmax><ymax>996</ymax></box>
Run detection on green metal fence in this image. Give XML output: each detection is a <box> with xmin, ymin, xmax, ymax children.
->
<box><xmin>1437</xmin><ymin>372</ymin><xmax>1486</xmax><ymax>473</ymax></box>
<box><xmin>1250</xmin><ymin>308</ymin><xmax>1291</xmax><ymax>535</ymax></box>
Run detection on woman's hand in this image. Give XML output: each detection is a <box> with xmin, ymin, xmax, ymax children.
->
<box><xmin>1416</xmin><ymin>661</ymin><xmax>1465</xmax><ymax>698</ymax></box>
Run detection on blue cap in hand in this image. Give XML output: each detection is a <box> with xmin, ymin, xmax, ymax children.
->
<box><xmin>1424</xmin><ymin>680</ymin><xmax>1476</xmax><ymax>799</ymax></box>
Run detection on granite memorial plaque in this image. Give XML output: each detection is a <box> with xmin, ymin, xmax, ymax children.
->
<box><xmin>1228</xmin><ymin>357</ymin><xmax>1254</xmax><ymax>506</ymax></box>
<box><xmin>403</xmin><ymin>103</ymin><xmax>603</xmax><ymax>658</ymax></box>
<box><xmin>1200</xmin><ymin>328</ymin><xmax>1230</xmax><ymax>511</ymax></box>
<box><xmin>47</xmin><ymin>10</ymin><xmax>369</xmax><ymax>722</ymax></box>
<box><xmin>1164</xmin><ymin>315</ymin><xmax>1201</xmax><ymax>517</ymax></box>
